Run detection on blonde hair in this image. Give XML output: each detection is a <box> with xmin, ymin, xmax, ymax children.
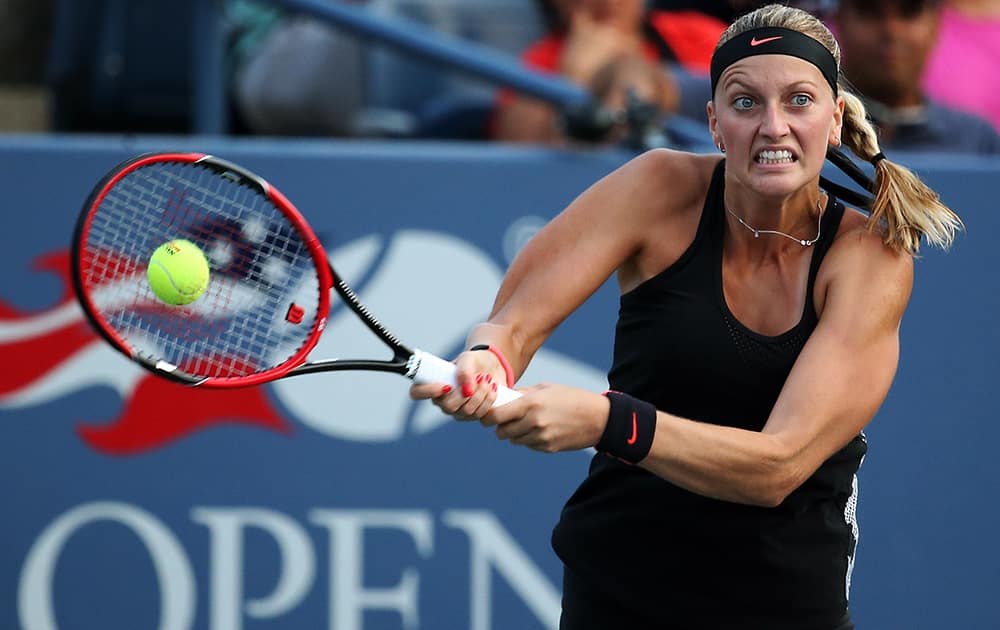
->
<box><xmin>716</xmin><ymin>4</ymin><xmax>962</xmax><ymax>254</ymax></box>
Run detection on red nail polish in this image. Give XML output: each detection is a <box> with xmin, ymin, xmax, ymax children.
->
<box><xmin>462</xmin><ymin>383</ymin><xmax>474</xmax><ymax>397</ymax></box>
<box><xmin>476</xmin><ymin>374</ymin><xmax>484</xmax><ymax>384</ymax></box>
<box><xmin>492</xmin><ymin>382</ymin><xmax>497</xmax><ymax>392</ymax></box>
<box><xmin>486</xmin><ymin>374</ymin><xmax>493</xmax><ymax>384</ymax></box>
<box><xmin>441</xmin><ymin>385</ymin><xmax>452</xmax><ymax>395</ymax></box>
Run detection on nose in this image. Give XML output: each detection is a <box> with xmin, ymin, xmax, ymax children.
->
<box><xmin>759</xmin><ymin>103</ymin><xmax>790</xmax><ymax>139</ymax></box>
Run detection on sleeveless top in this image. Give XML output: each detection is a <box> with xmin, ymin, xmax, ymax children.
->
<box><xmin>551</xmin><ymin>160</ymin><xmax>868</xmax><ymax>629</ymax></box>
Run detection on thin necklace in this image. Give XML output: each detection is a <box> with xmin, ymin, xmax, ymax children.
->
<box><xmin>725</xmin><ymin>197</ymin><xmax>825</xmax><ymax>247</ymax></box>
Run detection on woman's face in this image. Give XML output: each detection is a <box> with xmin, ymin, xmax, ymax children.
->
<box><xmin>550</xmin><ymin>0</ymin><xmax>646</xmax><ymax>32</ymax></box>
<box><xmin>708</xmin><ymin>54</ymin><xmax>844</xmax><ymax>199</ymax></box>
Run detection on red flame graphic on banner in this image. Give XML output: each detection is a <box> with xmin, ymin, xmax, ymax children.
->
<box><xmin>1</xmin><ymin>251</ymin><xmax>291</xmax><ymax>455</ymax></box>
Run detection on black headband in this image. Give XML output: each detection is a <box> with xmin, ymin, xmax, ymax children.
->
<box><xmin>710</xmin><ymin>27</ymin><xmax>839</xmax><ymax>97</ymax></box>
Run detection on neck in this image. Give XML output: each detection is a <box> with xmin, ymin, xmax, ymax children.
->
<box><xmin>724</xmin><ymin>193</ymin><xmax>826</xmax><ymax>249</ymax></box>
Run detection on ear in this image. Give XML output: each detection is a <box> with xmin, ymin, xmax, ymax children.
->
<box><xmin>707</xmin><ymin>100</ymin><xmax>721</xmax><ymax>146</ymax></box>
<box><xmin>829</xmin><ymin>94</ymin><xmax>845</xmax><ymax>146</ymax></box>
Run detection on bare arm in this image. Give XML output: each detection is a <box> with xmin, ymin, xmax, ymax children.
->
<box><xmin>487</xmin><ymin>228</ymin><xmax>914</xmax><ymax>507</ymax></box>
<box><xmin>409</xmin><ymin>150</ymin><xmax>712</xmax><ymax>414</ymax></box>
<box><xmin>631</xmin><ymin>231</ymin><xmax>912</xmax><ymax>505</ymax></box>
<box><xmin>467</xmin><ymin>150</ymin><xmax>709</xmax><ymax>378</ymax></box>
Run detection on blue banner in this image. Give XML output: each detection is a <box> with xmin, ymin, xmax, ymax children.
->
<box><xmin>1</xmin><ymin>136</ymin><xmax>998</xmax><ymax>629</ymax></box>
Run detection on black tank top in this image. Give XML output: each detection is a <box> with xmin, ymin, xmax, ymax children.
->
<box><xmin>552</xmin><ymin>160</ymin><xmax>867</xmax><ymax>629</ymax></box>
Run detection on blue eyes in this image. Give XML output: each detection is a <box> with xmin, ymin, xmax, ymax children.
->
<box><xmin>731</xmin><ymin>94</ymin><xmax>813</xmax><ymax>110</ymax></box>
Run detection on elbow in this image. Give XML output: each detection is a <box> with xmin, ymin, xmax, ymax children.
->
<box><xmin>753</xmin><ymin>479</ymin><xmax>796</xmax><ymax>508</ymax></box>
<box><xmin>748</xmin><ymin>447</ymin><xmax>806</xmax><ymax>508</ymax></box>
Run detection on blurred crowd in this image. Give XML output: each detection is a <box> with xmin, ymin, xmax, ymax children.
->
<box><xmin>2</xmin><ymin>0</ymin><xmax>999</xmax><ymax>153</ymax></box>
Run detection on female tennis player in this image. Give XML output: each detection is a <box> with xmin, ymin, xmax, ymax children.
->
<box><xmin>412</xmin><ymin>4</ymin><xmax>961</xmax><ymax>628</ymax></box>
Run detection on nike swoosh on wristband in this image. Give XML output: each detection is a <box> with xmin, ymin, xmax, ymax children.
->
<box><xmin>627</xmin><ymin>412</ymin><xmax>638</xmax><ymax>445</ymax></box>
<box><xmin>750</xmin><ymin>35</ymin><xmax>783</xmax><ymax>46</ymax></box>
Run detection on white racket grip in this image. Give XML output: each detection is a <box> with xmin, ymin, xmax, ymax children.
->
<box><xmin>409</xmin><ymin>349</ymin><xmax>522</xmax><ymax>407</ymax></box>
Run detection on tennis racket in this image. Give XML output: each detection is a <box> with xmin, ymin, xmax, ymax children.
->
<box><xmin>71</xmin><ymin>152</ymin><xmax>520</xmax><ymax>405</ymax></box>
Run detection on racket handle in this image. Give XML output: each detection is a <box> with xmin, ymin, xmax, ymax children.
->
<box><xmin>410</xmin><ymin>350</ymin><xmax>521</xmax><ymax>407</ymax></box>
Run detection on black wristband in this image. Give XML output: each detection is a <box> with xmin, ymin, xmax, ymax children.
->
<box><xmin>596</xmin><ymin>391</ymin><xmax>656</xmax><ymax>464</ymax></box>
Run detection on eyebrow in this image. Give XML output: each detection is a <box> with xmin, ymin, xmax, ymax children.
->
<box><xmin>722</xmin><ymin>74</ymin><xmax>823</xmax><ymax>94</ymax></box>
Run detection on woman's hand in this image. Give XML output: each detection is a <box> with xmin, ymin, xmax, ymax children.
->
<box><xmin>408</xmin><ymin>349</ymin><xmax>506</xmax><ymax>420</ymax></box>
<box><xmin>484</xmin><ymin>383</ymin><xmax>609</xmax><ymax>454</ymax></box>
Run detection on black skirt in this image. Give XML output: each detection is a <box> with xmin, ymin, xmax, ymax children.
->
<box><xmin>558</xmin><ymin>566</ymin><xmax>855</xmax><ymax>630</ymax></box>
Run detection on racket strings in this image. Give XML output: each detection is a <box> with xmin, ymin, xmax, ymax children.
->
<box><xmin>81</xmin><ymin>160</ymin><xmax>323</xmax><ymax>379</ymax></box>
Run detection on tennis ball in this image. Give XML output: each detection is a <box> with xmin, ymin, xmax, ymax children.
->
<box><xmin>147</xmin><ymin>239</ymin><xmax>210</xmax><ymax>305</ymax></box>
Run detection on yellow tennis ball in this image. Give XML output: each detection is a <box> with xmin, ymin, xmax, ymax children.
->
<box><xmin>147</xmin><ymin>239</ymin><xmax>210</xmax><ymax>305</ymax></box>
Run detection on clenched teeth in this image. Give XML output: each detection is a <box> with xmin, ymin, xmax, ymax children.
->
<box><xmin>756</xmin><ymin>150</ymin><xmax>794</xmax><ymax>164</ymax></box>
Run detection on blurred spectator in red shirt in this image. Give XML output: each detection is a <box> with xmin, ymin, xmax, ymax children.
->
<box><xmin>492</xmin><ymin>0</ymin><xmax>725</xmax><ymax>144</ymax></box>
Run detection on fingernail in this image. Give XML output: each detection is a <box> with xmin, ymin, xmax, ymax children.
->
<box><xmin>486</xmin><ymin>374</ymin><xmax>493</xmax><ymax>384</ymax></box>
<box><xmin>492</xmin><ymin>382</ymin><xmax>497</xmax><ymax>392</ymax></box>
<box><xmin>476</xmin><ymin>374</ymin><xmax>484</xmax><ymax>384</ymax></box>
<box><xmin>462</xmin><ymin>383</ymin><xmax>474</xmax><ymax>397</ymax></box>
<box><xmin>441</xmin><ymin>385</ymin><xmax>452</xmax><ymax>395</ymax></box>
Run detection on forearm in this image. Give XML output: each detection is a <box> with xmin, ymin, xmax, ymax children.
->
<box><xmin>465</xmin><ymin>223</ymin><xmax>611</xmax><ymax>381</ymax></box>
<box><xmin>638</xmin><ymin>412</ymin><xmax>798</xmax><ymax>507</ymax></box>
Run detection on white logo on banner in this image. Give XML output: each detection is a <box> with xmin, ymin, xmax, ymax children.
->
<box><xmin>274</xmin><ymin>230</ymin><xmax>609</xmax><ymax>442</ymax></box>
<box><xmin>20</xmin><ymin>502</ymin><xmax>563</xmax><ymax>630</ymax></box>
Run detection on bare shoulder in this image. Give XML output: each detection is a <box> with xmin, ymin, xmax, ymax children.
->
<box><xmin>556</xmin><ymin>148</ymin><xmax>720</xmax><ymax>249</ymax></box>
<box><xmin>602</xmin><ymin>151</ymin><xmax>721</xmax><ymax>292</ymax></box>
<box><xmin>601</xmin><ymin>149</ymin><xmax>722</xmax><ymax>242</ymax></box>
<box><xmin>625</xmin><ymin>147</ymin><xmax>719</xmax><ymax>177</ymax></box>
<box><xmin>614</xmin><ymin>149</ymin><xmax>721</xmax><ymax>213</ymax></box>
<box><xmin>829</xmin><ymin>207</ymin><xmax>914</xmax><ymax>274</ymax></box>
<box><xmin>815</xmin><ymin>208</ymin><xmax>914</xmax><ymax>324</ymax></box>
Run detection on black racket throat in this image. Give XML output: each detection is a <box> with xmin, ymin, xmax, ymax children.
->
<box><xmin>293</xmin><ymin>266</ymin><xmax>415</xmax><ymax>378</ymax></box>
<box><xmin>329</xmin><ymin>265</ymin><xmax>413</xmax><ymax>356</ymax></box>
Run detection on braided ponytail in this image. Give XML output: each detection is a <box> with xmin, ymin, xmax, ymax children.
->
<box><xmin>839</xmin><ymin>91</ymin><xmax>962</xmax><ymax>253</ymax></box>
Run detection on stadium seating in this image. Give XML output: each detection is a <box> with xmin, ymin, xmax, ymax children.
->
<box><xmin>45</xmin><ymin>0</ymin><xmax>540</xmax><ymax>137</ymax></box>
<box><xmin>46</xmin><ymin>0</ymin><xmax>214</xmax><ymax>133</ymax></box>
